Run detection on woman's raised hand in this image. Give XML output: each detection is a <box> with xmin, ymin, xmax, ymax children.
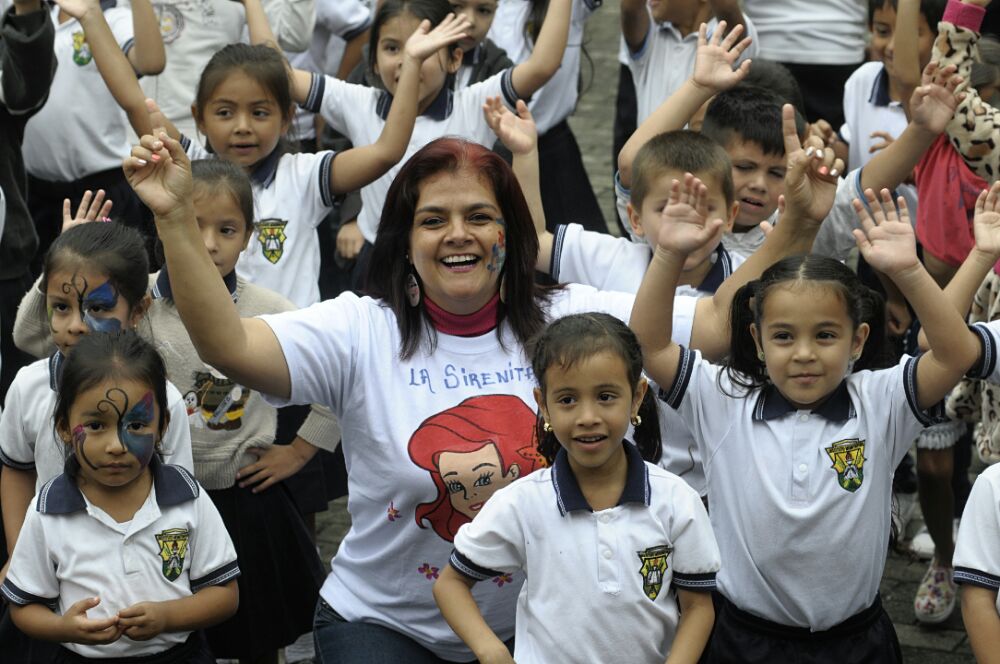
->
<box><xmin>123</xmin><ymin>101</ymin><xmax>192</xmax><ymax>218</ymax></box>
<box><xmin>405</xmin><ymin>13</ymin><xmax>472</xmax><ymax>62</ymax></box>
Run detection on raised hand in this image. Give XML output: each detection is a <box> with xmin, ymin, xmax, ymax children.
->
<box><xmin>780</xmin><ymin>104</ymin><xmax>844</xmax><ymax>224</ymax></box>
<box><xmin>852</xmin><ymin>188</ymin><xmax>920</xmax><ymax>276</ymax></box>
<box><xmin>691</xmin><ymin>21</ymin><xmax>752</xmax><ymax>93</ymax></box>
<box><xmin>973</xmin><ymin>181</ymin><xmax>1000</xmax><ymax>256</ymax></box>
<box><xmin>124</xmin><ymin>101</ymin><xmax>192</xmax><ymax>218</ymax></box>
<box><xmin>59</xmin><ymin>597</ymin><xmax>124</xmax><ymax>645</ymax></box>
<box><xmin>807</xmin><ymin>119</ymin><xmax>839</xmax><ymax>150</ymax></box>
<box><xmin>405</xmin><ymin>13</ymin><xmax>471</xmax><ymax>62</ymax></box>
<box><xmin>62</xmin><ymin>189</ymin><xmax>113</xmax><ymax>233</ymax></box>
<box><xmin>483</xmin><ymin>97</ymin><xmax>537</xmax><ymax>155</ymax></box>
<box><xmin>656</xmin><ymin>173</ymin><xmax>725</xmax><ymax>256</ymax></box>
<box><xmin>51</xmin><ymin>0</ymin><xmax>100</xmax><ymax>20</ymax></box>
<box><xmin>910</xmin><ymin>61</ymin><xmax>965</xmax><ymax>135</ymax></box>
<box><xmin>118</xmin><ymin>602</ymin><xmax>168</xmax><ymax>641</ymax></box>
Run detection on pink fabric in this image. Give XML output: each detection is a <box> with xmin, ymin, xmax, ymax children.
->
<box><xmin>423</xmin><ymin>292</ymin><xmax>500</xmax><ymax>336</ymax></box>
<box><xmin>914</xmin><ymin>134</ymin><xmax>992</xmax><ymax>267</ymax></box>
<box><xmin>943</xmin><ymin>0</ymin><xmax>986</xmax><ymax>32</ymax></box>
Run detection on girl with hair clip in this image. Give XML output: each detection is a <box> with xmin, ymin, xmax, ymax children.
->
<box><xmin>122</xmin><ymin>118</ymin><xmax>830</xmax><ymax>661</ymax></box>
<box><xmin>11</xmin><ymin>160</ymin><xmax>340</xmax><ymax>663</ymax></box>
<box><xmin>433</xmin><ymin>313</ymin><xmax>720</xmax><ymax>664</ymax></box>
<box><xmin>266</xmin><ymin>0</ymin><xmax>572</xmax><ymax>278</ymax></box>
<box><xmin>1</xmin><ymin>331</ymin><xmax>239</xmax><ymax>663</ymax></box>
<box><xmin>631</xmin><ymin>174</ymin><xmax>985</xmax><ymax>663</ymax></box>
<box><xmin>55</xmin><ymin>0</ymin><xmax>469</xmax><ymax>308</ymax></box>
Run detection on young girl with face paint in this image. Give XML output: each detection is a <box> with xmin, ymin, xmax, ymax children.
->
<box><xmin>1</xmin><ymin>331</ymin><xmax>239</xmax><ymax>662</ymax></box>
<box><xmin>0</xmin><ymin>222</ymin><xmax>194</xmax><ymax>596</ymax></box>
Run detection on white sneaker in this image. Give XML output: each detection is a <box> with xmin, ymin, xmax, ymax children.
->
<box><xmin>914</xmin><ymin>560</ymin><xmax>957</xmax><ymax>624</ymax></box>
<box><xmin>909</xmin><ymin>519</ymin><xmax>959</xmax><ymax>560</ymax></box>
<box><xmin>284</xmin><ymin>632</ymin><xmax>315</xmax><ymax>664</ymax></box>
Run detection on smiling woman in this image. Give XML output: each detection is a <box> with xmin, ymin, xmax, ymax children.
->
<box><xmin>127</xmin><ymin>133</ymin><xmax>683</xmax><ymax>663</ymax></box>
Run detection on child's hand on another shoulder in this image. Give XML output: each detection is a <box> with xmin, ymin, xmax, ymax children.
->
<box><xmin>117</xmin><ymin>601</ymin><xmax>169</xmax><ymax>641</ymax></box>
<box><xmin>484</xmin><ymin>98</ymin><xmax>537</xmax><ymax>155</ymax></box>
<box><xmin>973</xmin><ymin>181</ymin><xmax>1000</xmax><ymax>258</ymax></box>
<box><xmin>852</xmin><ymin>188</ymin><xmax>921</xmax><ymax>277</ymax></box>
<box><xmin>690</xmin><ymin>21</ymin><xmax>752</xmax><ymax>94</ymax></box>
<box><xmin>910</xmin><ymin>62</ymin><xmax>965</xmax><ymax>135</ymax></box>
<box><xmin>59</xmin><ymin>597</ymin><xmax>124</xmax><ymax>645</ymax></box>
<box><xmin>404</xmin><ymin>13</ymin><xmax>472</xmax><ymax>62</ymax></box>
<box><xmin>780</xmin><ymin>104</ymin><xmax>843</xmax><ymax>224</ymax></box>
<box><xmin>656</xmin><ymin>174</ymin><xmax>724</xmax><ymax>257</ymax></box>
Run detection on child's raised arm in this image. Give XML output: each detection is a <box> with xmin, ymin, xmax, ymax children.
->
<box><xmin>853</xmin><ymin>189</ymin><xmax>981</xmax><ymax>407</ymax></box>
<box><xmin>484</xmin><ymin>98</ymin><xmax>553</xmax><ymax>272</ymax></box>
<box><xmin>126</xmin><ymin>0</ymin><xmax>165</xmax><ymax>76</ymax></box>
<box><xmin>328</xmin><ymin>15</ymin><xmax>471</xmax><ymax>194</ymax></box>
<box><xmin>618</xmin><ymin>22</ymin><xmax>751</xmax><ymax>188</ymax></box>
<box><xmin>631</xmin><ymin>174</ymin><xmax>725</xmax><ymax>389</ymax></box>
<box><xmin>509</xmin><ymin>0</ymin><xmax>572</xmax><ymax>99</ymax></box>
<box><xmin>620</xmin><ymin>0</ymin><xmax>650</xmax><ymax>54</ymax></box>
<box><xmin>433</xmin><ymin>567</ymin><xmax>515</xmax><ymax>664</ymax></box>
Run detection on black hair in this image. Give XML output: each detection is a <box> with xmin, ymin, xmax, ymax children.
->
<box><xmin>53</xmin><ymin>330</ymin><xmax>170</xmax><ymax>476</ymax></box>
<box><xmin>42</xmin><ymin>222</ymin><xmax>149</xmax><ymax>314</ymax></box>
<box><xmin>740</xmin><ymin>60</ymin><xmax>806</xmax><ymax>114</ymax></box>
<box><xmin>870</xmin><ymin>0</ymin><xmax>947</xmax><ymax>31</ymax></box>
<box><xmin>631</xmin><ymin>130</ymin><xmax>735</xmax><ymax>210</ymax></box>
<box><xmin>701</xmin><ymin>84</ymin><xmax>807</xmax><ymax>158</ymax></box>
<box><xmin>529</xmin><ymin>313</ymin><xmax>661</xmax><ymax>465</ymax></box>
<box><xmin>191</xmin><ymin>159</ymin><xmax>255</xmax><ymax>237</ymax></box>
<box><xmin>368</xmin><ymin>0</ymin><xmax>458</xmax><ymax>78</ymax></box>
<box><xmin>725</xmin><ymin>255</ymin><xmax>891</xmax><ymax>394</ymax></box>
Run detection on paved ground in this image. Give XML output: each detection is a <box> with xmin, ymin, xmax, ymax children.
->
<box><xmin>316</xmin><ymin>2</ymin><xmax>978</xmax><ymax>661</ymax></box>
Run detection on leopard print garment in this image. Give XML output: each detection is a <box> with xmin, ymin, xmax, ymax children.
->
<box><xmin>935</xmin><ymin>22</ymin><xmax>1000</xmax><ymax>182</ymax></box>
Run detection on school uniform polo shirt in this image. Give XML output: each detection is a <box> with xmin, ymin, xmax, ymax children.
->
<box><xmin>450</xmin><ymin>443</ymin><xmax>720</xmax><ymax>664</ymax></box>
<box><xmin>300</xmin><ymin>69</ymin><xmax>521</xmax><ymax>244</ymax></box>
<box><xmin>181</xmin><ymin>140</ymin><xmax>335</xmax><ymax>307</ymax></box>
<box><xmin>0</xmin><ymin>355</ymin><xmax>194</xmax><ymax>490</ymax></box>
<box><xmin>955</xmin><ymin>463</ymin><xmax>1000</xmax><ymax>609</ymax></box>
<box><xmin>840</xmin><ymin>62</ymin><xmax>909</xmax><ymax>171</ymax></box>
<box><xmin>1</xmin><ymin>460</ymin><xmax>239</xmax><ymax>659</ymax></box>
<box><xmin>627</xmin><ymin>16</ymin><xmax>758</xmax><ymax>124</ymax></box>
<box><xmin>22</xmin><ymin>0</ymin><xmax>135</xmax><ymax>181</ymax></box>
<box><xmin>487</xmin><ymin>0</ymin><xmax>600</xmax><ymax>133</ymax></box>
<box><xmin>662</xmin><ymin>347</ymin><xmax>943</xmax><ymax>629</ymax></box>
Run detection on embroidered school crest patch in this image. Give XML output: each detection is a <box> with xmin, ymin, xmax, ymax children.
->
<box><xmin>155</xmin><ymin>4</ymin><xmax>184</xmax><ymax>44</ymax></box>
<box><xmin>825</xmin><ymin>439</ymin><xmax>866</xmax><ymax>493</ymax></box>
<box><xmin>637</xmin><ymin>545</ymin><xmax>671</xmax><ymax>601</ymax></box>
<box><xmin>256</xmin><ymin>219</ymin><xmax>288</xmax><ymax>264</ymax></box>
<box><xmin>155</xmin><ymin>528</ymin><xmax>190</xmax><ymax>581</ymax></box>
<box><xmin>71</xmin><ymin>31</ymin><xmax>92</xmax><ymax>66</ymax></box>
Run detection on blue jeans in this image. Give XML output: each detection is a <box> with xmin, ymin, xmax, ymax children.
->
<box><xmin>313</xmin><ymin>599</ymin><xmax>514</xmax><ymax>664</ymax></box>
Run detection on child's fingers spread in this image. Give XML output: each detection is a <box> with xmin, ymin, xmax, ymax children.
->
<box><xmin>62</xmin><ymin>198</ymin><xmax>71</xmax><ymax>220</ymax></box>
<box><xmin>853</xmin><ymin>198</ymin><xmax>876</xmax><ymax>231</ymax></box>
<box><xmin>976</xmin><ymin>189</ymin><xmax>988</xmax><ymax>214</ymax></box>
<box><xmin>709</xmin><ymin>21</ymin><xmax>724</xmax><ymax>45</ymax></box>
<box><xmin>698</xmin><ymin>21</ymin><xmax>708</xmax><ymax>45</ymax></box>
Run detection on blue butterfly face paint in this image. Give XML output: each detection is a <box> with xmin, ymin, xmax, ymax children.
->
<box><xmin>120</xmin><ymin>392</ymin><xmax>156</xmax><ymax>467</ymax></box>
<box><xmin>82</xmin><ymin>281</ymin><xmax>122</xmax><ymax>333</ymax></box>
<box><xmin>487</xmin><ymin>217</ymin><xmax>506</xmax><ymax>274</ymax></box>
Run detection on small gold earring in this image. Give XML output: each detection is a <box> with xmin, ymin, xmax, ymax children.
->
<box><xmin>543</xmin><ymin>421</ymin><xmax>552</xmax><ymax>433</ymax></box>
<box><xmin>631</xmin><ymin>414</ymin><xmax>642</xmax><ymax>427</ymax></box>
<box><xmin>757</xmin><ymin>351</ymin><xmax>765</xmax><ymax>362</ymax></box>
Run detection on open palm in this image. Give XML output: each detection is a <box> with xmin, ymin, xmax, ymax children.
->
<box><xmin>974</xmin><ymin>181</ymin><xmax>1000</xmax><ymax>256</ymax></box>
<box><xmin>405</xmin><ymin>13</ymin><xmax>471</xmax><ymax>61</ymax></box>
<box><xmin>691</xmin><ymin>21</ymin><xmax>752</xmax><ymax>92</ymax></box>
<box><xmin>484</xmin><ymin>98</ymin><xmax>536</xmax><ymax>155</ymax></box>
<box><xmin>656</xmin><ymin>174</ymin><xmax>723</xmax><ymax>255</ymax></box>
<box><xmin>852</xmin><ymin>189</ymin><xmax>919</xmax><ymax>276</ymax></box>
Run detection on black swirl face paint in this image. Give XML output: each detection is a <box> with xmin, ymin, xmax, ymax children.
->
<box><xmin>56</xmin><ymin>274</ymin><xmax>122</xmax><ymax>334</ymax></box>
<box><xmin>74</xmin><ymin>388</ymin><xmax>156</xmax><ymax>471</ymax></box>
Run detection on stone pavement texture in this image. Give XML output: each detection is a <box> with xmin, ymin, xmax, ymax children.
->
<box><xmin>315</xmin><ymin>2</ymin><xmax>978</xmax><ymax>660</ymax></box>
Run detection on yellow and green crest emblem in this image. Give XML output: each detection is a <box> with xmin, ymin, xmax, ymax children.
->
<box><xmin>637</xmin><ymin>545</ymin><xmax>671</xmax><ymax>601</ymax></box>
<box><xmin>71</xmin><ymin>31</ymin><xmax>92</xmax><ymax>66</ymax></box>
<box><xmin>257</xmin><ymin>219</ymin><xmax>288</xmax><ymax>264</ymax></box>
<box><xmin>825</xmin><ymin>439</ymin><xmax>866</xmax><ymax>493</ymax></box>
<box><xmin>155</xmin><ymin>528</ymin><xmax>190</xmax><ymax>581</ymax></box>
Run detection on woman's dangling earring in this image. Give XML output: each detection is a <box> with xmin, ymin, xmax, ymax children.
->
<box><xmin>406</xmin><ymin>271</ymin><xmax>421</xmax><ymax>308</ymax></box>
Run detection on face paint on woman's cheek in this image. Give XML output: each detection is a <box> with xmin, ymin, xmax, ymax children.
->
<box><xmin>82</xmin><ymin>282</ymin><xmax>122</xmax><ymax>333</ymax></box>
<box><xmin>120</xmin><ymin>392</ymin><xmax>156</xmax><ymax>467</ymax></box>
<box><xmin>487</xmin><ymin>219</ymin><xmax>506</xmax><ymax>273</ymax></box>
<box><xmin>71</xmin><ymin>425</ymin><xmax>99</xmax><ymax>471</ymax></box>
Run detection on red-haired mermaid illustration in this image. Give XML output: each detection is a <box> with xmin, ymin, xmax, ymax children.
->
<box><xmin>408</xmin><ymin>395</ymin><xmax>544</xmax><ymax>542</ymax></box>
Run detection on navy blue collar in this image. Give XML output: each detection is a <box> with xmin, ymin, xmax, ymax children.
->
<box><xmin>153</xmin><ymin>267</ymin><xmax>238</xmax><ymax>303</ymax></box>
<box><xmin>696</xmin><ymin>246</ymin><xmax>733</xmax><ymax>294</ymax></box>
<box><xmin>462</xmin><ymin>44</ymin><xmax>482</xmax><ymax>65</ymax></box>
<box><xmin>551</xmin><ymin>441</ymin><xmax>650</xmax><ymax>515</ymax></box>
<box><xmin>868</xmin><ymin>65</ymin><xmax>892</xmax><ymax>107</ymax></box>
<box><xmin>36</xmin><ymin>458</ymin><xmax>200</xmax><ymax>515</ymax></box>
<box><xmin>752</xmin><ymin>380</ymin><xmax>855</xmax><ymax>422</ymax></box>
<box><xmin>250</xmin><ymin>147</ymin><xmax>282</xmax><ymax>188</ymax></box>
<box><xmin>376</xmin><ymin>84</ymin><xmax>453</xmax><ymax>122</ymax></box>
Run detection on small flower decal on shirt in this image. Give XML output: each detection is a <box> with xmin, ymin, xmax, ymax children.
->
<box><xmin>387</xmin><ymin>502</ymin><xmax>401</xmax><ymax>522</ymax></box>
<box><xmin>418</xmin><ymin>563</ymin><xmax>440</xmax><ymax>580</ymax></box>
<box><xmin>492</xmin><ymin>573</ymin><xmax>513</xmax><ymax>588</ymax></box>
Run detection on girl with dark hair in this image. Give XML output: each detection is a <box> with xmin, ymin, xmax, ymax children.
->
<box><xmin>56</xmin><ymin>0</ymin><xmax>468</xmax><ymax>308</ymax></box>
<box><xmin>434</xmin><ymin>313</ymin><xmax>719</xmax><ymax>664</ymax></box>
<box><xmin>631</xmin><ymin>177</ymin><xmax>987</xmax><ymax>663</ymax></box>
<box><xmin>1</xmin><ymin>331</ymin><xmax>239</xmax><ymax>663</ymax></box>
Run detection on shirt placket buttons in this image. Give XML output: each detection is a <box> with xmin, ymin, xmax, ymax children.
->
<box><xmin>597</xmin><ymin>512</ymin><xmax>619</xmax><ymax>594</ymax></box>
<box><xmin>791</xmin><ymin>413</ymin><xmax>812</xmax><ymax>502</ymax></box>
